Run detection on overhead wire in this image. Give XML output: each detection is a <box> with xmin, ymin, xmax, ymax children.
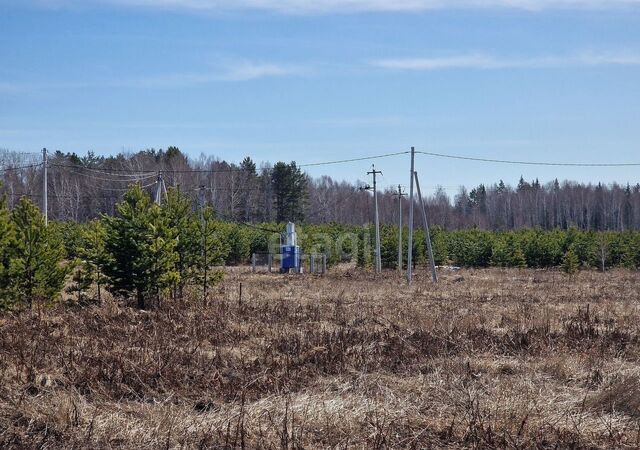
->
<box><xmin>0</xmin><ymin>163</ymin><xmax>43</xmax><ymax>172</ymax></box>
<box><xmin>51</xmin><ymin>163</ymin><xmax>245</xmax><ymax>175</ymax></box>
<box><xmin>45</xmin><ymin>151</ymin><xmax>412</xmax><ymax>175</ymax></box>
<box><xmin>188</xmin><ymin>186</ymin><xmax>266</xmax><ymax>193</ymax></box>
<box><xmin>56</xmin><ymin>164</ymin><xmax>157</xmax><ymax>178</ymax></box>
<box><xmin>9</xmin><ymin>150</ymin><xmax>640</xmax><ymax>175</ymax></box>
<box><xmin>66</xmin><ymin>168</ymin><xmax>156</xmax><ymax>183</ymax></box>
<box><xmin>3</xmin><ymin>192</ymin><xmax>127</xmax><ymax>200</ymax></box>
<box><xmin>49</xmin><ymin>163</ymin><xmax>157</xmax><ymax>174</ymax></box>
<box><xmin>298</xmin><ymin>151</ymin><xmax>410</xmax><ymax>167</ymax></box>
<box><xmin>6</xmin><ymin>149</ymin><xmax>640</xmax><ymax>220</ymax></box>
<box><xmin>416</xmin><ymin>150</ymin><xmax>640</xmax><ymax>167</ymax></box>
<box><xmin>94</xmin><ymin>181</ymin><xmax>157</xmax><ymax>192</ymax></box>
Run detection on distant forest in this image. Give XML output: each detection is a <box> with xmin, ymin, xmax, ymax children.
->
<box><xmin>1</xmin><ymin>147</ymin><xmax>639</xmax><ymax>231</ymax></box>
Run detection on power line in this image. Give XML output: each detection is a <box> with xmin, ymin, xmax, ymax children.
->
<box><xmin>96</xmin><ymin>181</ymin><xmax>157</xmax><ymax>192</ymax></box>
<box><xmin>51</xmin><ymin>163</ymin><xmax>157</xmax><ymax>174</ymax></box>
<box><xmin>0</xmin><ymin>163</ymin><xmax>43</xmax><ymax>172</ymax></box>
<box><xmin>11</xmin><ymin>149</ymin><xmax>640</xmax><ymax>173</ymax></box>
<box><xmin>187</xmin><ymin>186</ymin><xmax>264</xmax><ymax>193</ymax></box>
<box><xmin>162</xmin><ymin>167</ymin><xmax>250</xmax><ymax>174</ymax></box>
<box><xmin>61</xmin><ymin>165</ymin><xmax>157</xmax><ymax>178</ymax></box>
<box><xmin>161</xmin><ymin>151</ymin><xmax>411</xmax><ymax>171</ymax></box>
<box><xmin>66</xmin><ymin>169</ymin><xmax>156</xmax><ymax>183</ymax></box>
<box><xmin>47</xmin><ymin>151</ymin><xmax>412</xmax><ymax>175</ymax></box>
<box><xmin>299</xmin><ymin>151</ymin><xmax>410</xmax><ymax>168</ymax></box>
<box><xmin>51</xmin><ymin>163</ymin><xmax>249</xmax><ymax>175</ymax></box>
<box><xmin>0</xmin><ymin>150</ymin><xmax>40</xmax><ymax>156</ymax></box>
<box><xmin>417</xmin><ymin>150</ymin><xmax>640</xmax><ymax>167</ymax></box>
<box><xmin>2</xmin><ymin>192</ymin><xmax>128</xmax><ymax>200</ymax></box>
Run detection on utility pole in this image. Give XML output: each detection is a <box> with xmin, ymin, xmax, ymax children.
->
<box><xmin>42</xmin><ymin>148</ymin><xmax>48</xmax><ymax>226</ymax></box>
<box><xmin>155</xmin><ymin>171</ymin><xmax>163</xmax><ymax>205</ymax></box>
<box><xmin>367</xmin><ymin>165</ymin><xmax>383</xmax><ymax>273</ymax></box>
<box><xmin>414</xmin><ymin>171</ymin><xmax>438</xmax><ymax>283</ymax></box>
<box><xmin>407</xmin><ymin>147</ymin><xmax>415</xmax><ymax>284</ymax></box>
<box><xmin>197</xmin><ymin>185</ymin><xmax>209</xmax><ymax>302</ymax></box>
<box><xmin>199</xmin><ymin>185</ymin><xmax>206</xmax><ymax>222</ymax></box>
<box><xmin>394</xmin><ymin>184</ymin><xmax>407</xmax><ymax>272</ymax></box>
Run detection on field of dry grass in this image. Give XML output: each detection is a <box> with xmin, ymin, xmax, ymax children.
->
<box><xmin>1</xmin><ymin>267</ymin><xmax>640</xmax><ymax>449</ymax></box>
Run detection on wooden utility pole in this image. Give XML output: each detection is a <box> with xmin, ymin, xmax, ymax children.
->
<box><xmin>42</xmin><ymin>148</ymin><xmax>48</xmax><ymax>226</ymax></box>
<box><xmin>394</xmin><ymin>184</ymin><xmax>407</xmax><ymax>272</ymax></box>
<box><xmin>407</xmin><ymin>147</ymin><xmax>415</xmax><ymax>284</ymax></box>
<box><xmin>367</xmin><ymin>165</ymin><xmax>383</xmax><ymax>273</ymax></box>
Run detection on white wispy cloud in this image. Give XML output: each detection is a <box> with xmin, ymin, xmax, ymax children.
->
<box><xmin>371</xmin><ymin>52</ymin><xmax>640</xmax><ymax>71</ymax></box>
<box><xmin>12</xmin><ymin>0</ymin><xmax>640</xmax><ymax>14</ymax></box>
<box><xmin>216</xmin><ymin>61</ymin><xmax>308</xmax><ymax>81</ymax></box>
<box><xmin>115</xmin><ymin>61</ymin><xmax>307</xmax><ymax>87</ymax></box>
<box><xmin>0</xmin><ymin>61</ymin><xmax>306</xmax><ymax>93</ymax></box>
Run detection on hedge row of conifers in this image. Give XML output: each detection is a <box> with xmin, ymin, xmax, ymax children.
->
<box><xmin>53</xmin><ymin>221</ymin><xmax>640</xmax><ymax>271</ymax></box>
<box><xmin>287</xmin><ymin>224</ymin><xmax>638</xmax><ymax>271</ymax></box>
<box><xmin>54</xmin><ymin>216</ymin><xmax>640</xmax><ymax>269</ymax></box>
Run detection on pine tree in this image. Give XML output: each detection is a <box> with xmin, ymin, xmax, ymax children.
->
<box><xmin>239</xmin><ymin>157</ymin><xmax>258</xmax><ymax>221</ymax></box>
<box><xmin>562</xmin><ymin>248</ymin><xmax>580</xmax><ymax>276</ymax></box>
<box><xmin>0</xmin><ymin>191</ymin><xmax>16</xmax><ymax>307</ymax></box>
<box><xmin>271</xmin><ymin>161</ymin><xmax>307</xmax><ymax>223</ymax></box>
<box><xmin>102</xmin><ymin>185</ymin><xmax>178</xmax><ymax>309</ymax></box>
<box><xmin>1</xmin><ymin>197</ymin><xmax>71</xmax><ymax>309</ymax></box>
<box><xmin>513</xmin><ymin>247</ymin><xmax>527</xmax><ymax>269</ymax></box>
<box><xmin>490</xmin><ymin>236</ymin><xmax>510</xmax><ymax>267</ymax></box>
<box><xmin>72</xmin><ymin>220</ymin><xmax>108</xmax><ymax>304</ymax></box>
<box><xmin>162</xmin><ymin>187</ymin><xmax>200</xmax><ymax>300</ymax></box>
<box><xmin>356</xmin><ymin>225</ymin><xmax>374</xmax><ymax>269</ymax></box>
<box><xmin>622</xmin><ymin>243</ymin><xmax>638</xmax><ymax>269</ymax></box>
<box><xmin>195</xmin><ymin>207</ymin><xmax>228</xmax><ymax>303</ymax></box>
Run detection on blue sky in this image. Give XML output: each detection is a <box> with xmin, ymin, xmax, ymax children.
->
<box><xmin>1</xmin><ymin>1</ymin><xmax>640</xmax><ymax>194</ymax></box>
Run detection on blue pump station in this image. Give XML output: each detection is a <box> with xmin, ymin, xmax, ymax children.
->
<box><xmin>281</xmin><ymin>222</ymin><xmax>300</xmax><ymax>272</ymax></box>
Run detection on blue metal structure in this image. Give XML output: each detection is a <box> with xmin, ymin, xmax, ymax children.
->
<box><xmin>281</xmin><ymin>245</ymin><xmax>300</xmax><ymax>271</ymax></box>
<box><xmin>281</xmin><ymin>222</ymin><xmax>300</xmax><ymax>272</ymax></box>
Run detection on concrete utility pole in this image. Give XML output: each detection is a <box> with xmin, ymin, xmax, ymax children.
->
<box><xmin>394</xmin><ymin>184</ymin><xmax>407</xmax><ymax>272</ymax></box>
<box><xmin>199</xmin><ymin>185</ymin><xmax>206</xmax><ymax>221</ymax></box>
<box><xmin>407</xmin><ymin>147</ymin><xmax>415</xmax><ymax>284</ymax></box>
<box><xmin>155</xmin><ymin>172</ymin><xmax>164</xmax><ymax>205</ymax></box>
<box><xmin>414</xmin><ymin>171</ymin><xmax>438</xmax><ymax>283</ymax></box>
<box><xmin>367</xmin><ymin>165</ymin><xmax>383</xmax><ymax>273</ymax></box>
<box><xmin>42</xmin><ymin>148</ymin><xmax>48</xmax><ymax>226</ymax></box>
<box><xmin>199</xmin><ymin>185</ymin><xmax>208</xmax><ymax>300</ymax></box>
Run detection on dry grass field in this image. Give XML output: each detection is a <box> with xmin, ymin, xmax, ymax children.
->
<box><xmin>1</xmin><ymin>267</ymin><xmax>640</xmax><ymax>449</ymax></box>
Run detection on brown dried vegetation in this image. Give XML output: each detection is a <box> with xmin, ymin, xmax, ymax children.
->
<box><xmin>1</xmin><ymin>268</ymin><xmax>639</xmax><ymax>449</ymax></box>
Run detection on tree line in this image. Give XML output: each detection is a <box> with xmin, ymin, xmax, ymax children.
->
<box><xmin>2</xmin><ymin>147</ymin><xmax>639</xmax><ymax>231</ymax></box>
